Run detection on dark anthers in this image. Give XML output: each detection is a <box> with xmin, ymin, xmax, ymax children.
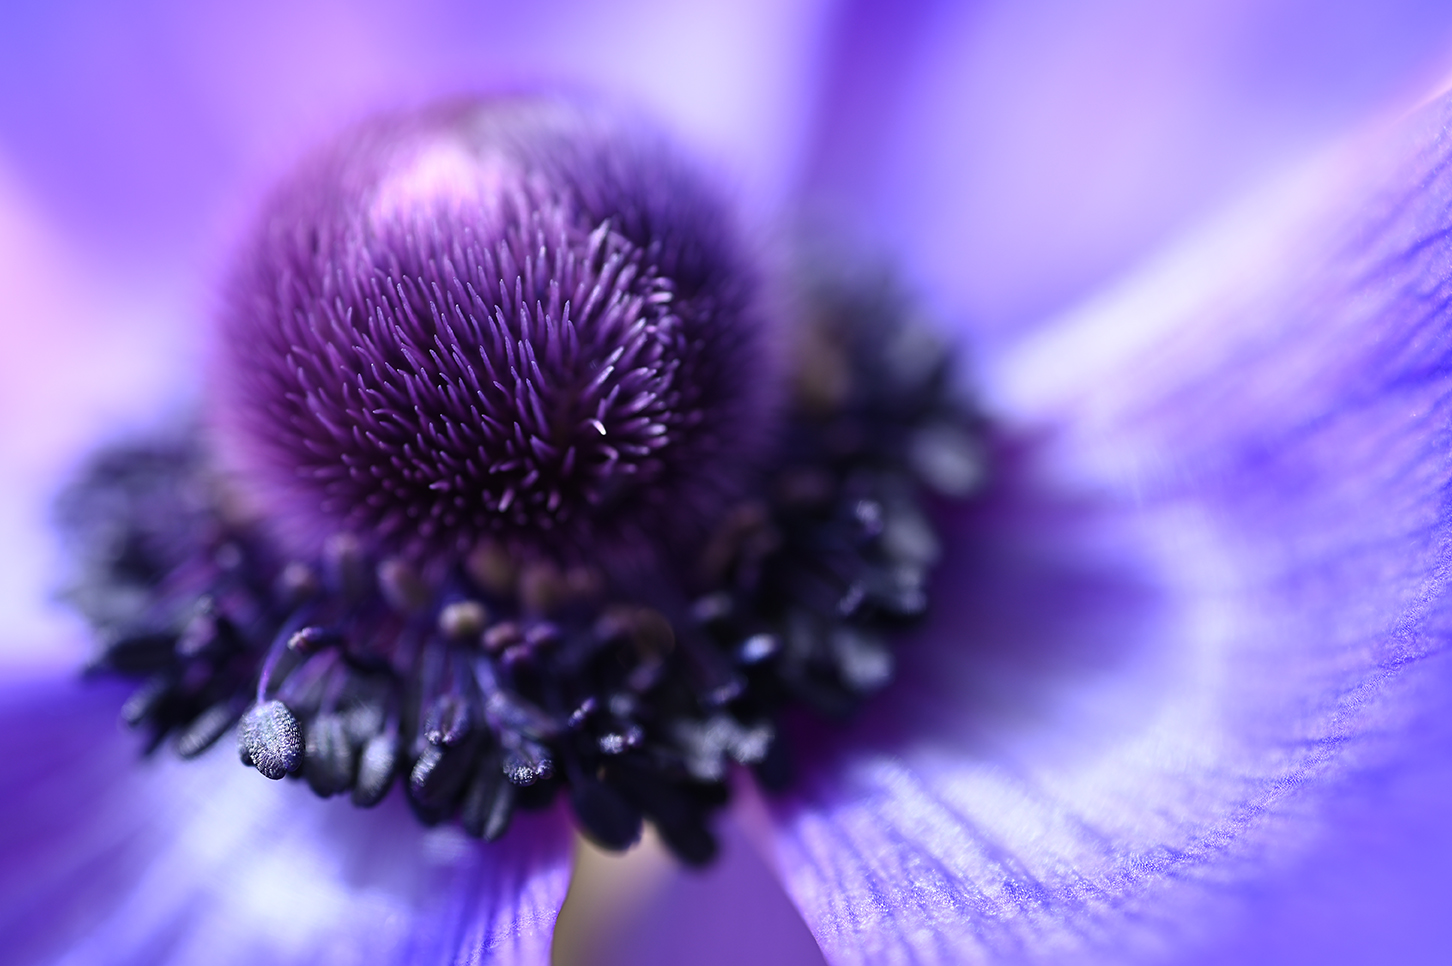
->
<box><xmin>60</xmin><ymin>282</ymin><xmax>981</xmax><ymax>863</ymax></box>
<box><xmin>57</xmin><ymin>99</ymin><xmax>985</xmax><ymax>864</ymax></box>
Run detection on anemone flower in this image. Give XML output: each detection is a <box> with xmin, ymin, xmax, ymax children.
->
<box><xmin>7</xmin><ymin>3</ymin><xmax>1452</xmax><ymax>966</ymax></box>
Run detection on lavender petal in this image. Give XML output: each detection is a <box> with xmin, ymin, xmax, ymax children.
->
<box><xmin>760</xmin><ymin>81</ymin><xmax>1452</xmax><ymax>966</ymax></box>
<box><xmin>0</xmin><ymin>673</ymin><xmax>573</xmax><ymax>966</ymax></box>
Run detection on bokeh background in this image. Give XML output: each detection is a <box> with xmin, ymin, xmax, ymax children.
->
<box><xmin>4</xmin><ymin>2</ymin><xmax>1452</xmax><ymax>962</ymax></box>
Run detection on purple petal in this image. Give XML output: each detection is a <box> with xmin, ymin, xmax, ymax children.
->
<box><xmin>0</xmin><ymin>166</ymin><xmax>184</xmax><ymax>668</ymax></box>
<box><xmin>802</xmin><ymin>0</ymin><xmax>1452</xmax><ymax>339</ymax></box>
<box><xmin>758</xmin><ymin>81</ymin><xmax>1452</xmax><ymax>964</ymax></box>
<box><xmin>0</xmin><ymin>0</ymin><xmax>823</xmax><ymax>269</ymax></box>
<box><xmin>573</xmin><ymin>817</ymin><xmax>827</xmax><ymax>966</ymax></box>
<box><xmin>0</xmin><ymin>672</ymin><xmax>574</xmax><ymax>965</ymax></box>
<box><xmin>1180</xmin><ymin>689</ymin><xmax>1452</xmax><ymax>964</ymax></box>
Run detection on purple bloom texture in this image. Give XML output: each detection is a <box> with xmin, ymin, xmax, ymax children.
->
<box><xmin>8</xmin><ymin>1</ymin><xmax>1452</xmax><ymax>964</ymax></box>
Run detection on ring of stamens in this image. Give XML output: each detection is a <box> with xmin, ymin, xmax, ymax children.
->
<box><xmin>61</xmin><ymin>281</ymin><xmax>983</xmax><ymax>862</ymax></box>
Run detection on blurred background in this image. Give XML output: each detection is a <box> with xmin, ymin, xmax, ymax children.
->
<box><xmin>3</xmin><ymin>1</ymin><xmax>1452</xmax><ymax>962</ymax></box>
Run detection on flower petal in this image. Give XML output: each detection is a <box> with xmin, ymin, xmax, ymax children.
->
<box><xmin>802</xmin><ymin>0</ymin><xmax>1452</xmax><ymax>338</ymax></box>
<box><xmin>573</xmin><ymin>817</ymin><xmax>827</xmax><ymax>966</ymax></box>
<box><xmin>0</xmin><ymin>160</ymin><xmax>185</xmax><ymax>669</ymax></box>
<box><xmin>0</xmin><ymin>0</ymin><xmax>824</xmax><ymax>267</ymax></box>
<box><xmin>0</xmin><ymin>672</ymin><xmax>574</xmax><ymax>965</ymax></box>
<box><xmin>756</xmin><ymin>83</ymin><xmax>1452</xmax><ymax>964</ymax></box>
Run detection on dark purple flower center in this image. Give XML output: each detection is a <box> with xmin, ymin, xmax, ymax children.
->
<box><xmin>60</xmin><ymin>97</ymin><xmax>984</xmax><ymax>864</ymax></box>
<box><xmin>218</xmin><ymin>100</ymin><xmax>773</xmax><ymax>566</ymax></box>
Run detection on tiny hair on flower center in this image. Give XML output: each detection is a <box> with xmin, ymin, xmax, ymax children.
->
<box><xmin>219</xmin><ymin>99</ymin><xmax>774</xmax><ymax>565</ymax></box>
<box><xmin>61</xmin><ymin>95</ymin><xmax>986</xmax><ymax>863</ymax></box>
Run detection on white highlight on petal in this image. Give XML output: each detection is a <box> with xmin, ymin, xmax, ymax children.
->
<box><xmin>1</xmin><ymin>681</ymin><xmax>573</xmax><ymax>966</ymax></box>
<box><xmin>0</xmin><ymin>157</ymin><xmax>197</xmax><ymax>670</ymax></box>
<box><xmin>991</xmin><ymin>142</ymin><xmax>1354</xmax><ymax>458</ymax></box>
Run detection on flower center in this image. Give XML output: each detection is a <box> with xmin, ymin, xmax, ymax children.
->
<box><xmin>218</xmin><ymin>99</ymin><xmax>773</xmax><ymax>566</ymax></box>
<box><xmin>59</xmin><ymin>97</ymin><xmax>985</xmax><ymax>864</ymax></box>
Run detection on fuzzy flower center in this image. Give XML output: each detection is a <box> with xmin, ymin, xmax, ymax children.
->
<box><xmin>219</xmin><ymin>101</ymin><xmax>772</xmax><ymax>565</ymax></box>
<box><xmin>61</xmin><ymin>97</ymin><xmax>984</xmax><ymax>864</ymax></box>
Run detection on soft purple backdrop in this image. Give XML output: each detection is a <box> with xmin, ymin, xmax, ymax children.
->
<box><xmin>5</xmin><ymin>2</ymin><xmax>1452</xmax><ymax>964</ymax></box>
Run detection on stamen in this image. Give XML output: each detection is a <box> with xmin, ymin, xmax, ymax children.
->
<box><xmin>239</xmin><ymin>701</ymin><xmax>303</xmax><ymax>780</ymax></box>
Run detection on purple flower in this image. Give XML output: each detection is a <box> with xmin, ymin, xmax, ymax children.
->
<box><xmin>6</xmin><ymin>3</ymin><xmax>1452</xmax><ymax>965</ymax></box>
